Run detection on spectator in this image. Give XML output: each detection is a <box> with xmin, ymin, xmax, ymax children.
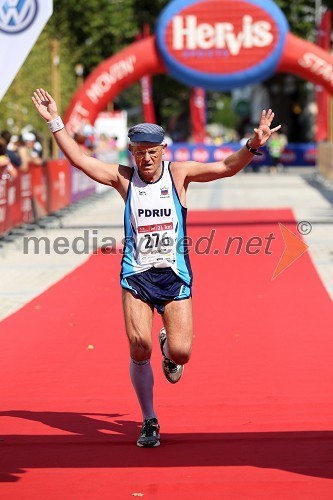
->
<box><xmin>74</xmin><ymin>131</ymin><xmax>95</xmax><ymax>157</ymax></box>
<box><xmin>267</xmin><ymin>131</ymin><xmax>287</xmax><ymax>174</ymax></box>
<box><xmin>0</xmin><ymin>138</ymin><xmax>18</xmax><ymax>180</ymax></box>
<box><xmin>18</xmin><ymin>132</ymin><xmax>43</xmax><ymax>171</ymax></box>
<box><xmin>1</xmin><ymin>130</ymin><xmax>22</xmax><ymax>169</ymax></box>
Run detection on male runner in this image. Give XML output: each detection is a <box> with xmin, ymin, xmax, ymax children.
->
<box><xmin>32</xmin><ymin>88</ymin><xmax>280</xmax><ymax>447</ymax></box>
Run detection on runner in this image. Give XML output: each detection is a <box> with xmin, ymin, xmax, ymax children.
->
<box><xmin>32</xmin><ymin>88</ymin><xmax>280</xmax><ymax>447</ymax></box>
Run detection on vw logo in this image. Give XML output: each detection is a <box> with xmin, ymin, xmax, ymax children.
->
<box><xmin>0</xmin><ymin>0</ymin><xmax>38</xmax><ymax>34</ymax></box>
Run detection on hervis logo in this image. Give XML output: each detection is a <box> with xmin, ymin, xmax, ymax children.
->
<box><xmin>156</xmin><ymin>0</ymin><xmax>289</xmax><ymax>90</ymax></box>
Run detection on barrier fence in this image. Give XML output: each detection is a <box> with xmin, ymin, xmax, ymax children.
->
<box><xmin>318</xmin><ymin>142</ymin><xmax>333</xmax><ymax>181</ymax></box>
<box><xmin>0</xmin><ymin>159</ymin><xmax>97</xmax><ymax>238</ymax></box>
<box><xmin>165</xmin><ymin>143</ymin><xmax>317</xmax><ymax>167</ymax></box>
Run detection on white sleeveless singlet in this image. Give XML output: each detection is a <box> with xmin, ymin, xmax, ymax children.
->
<box><xmin>121</xmin><ymin>161</ymin><xmax>192</xmax><ymax>285</ymax></box>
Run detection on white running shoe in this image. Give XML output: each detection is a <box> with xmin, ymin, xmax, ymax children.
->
<box><xmin>159</xmin><ymin>328</ymin><xmax>184</xmax><ymax>384</ymax></box>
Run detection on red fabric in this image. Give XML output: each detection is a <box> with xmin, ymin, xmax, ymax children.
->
<box><xmin>45</xmin><ymin>159</ymin><xmax>71</xmax><ymax>213</ymax></box>
<box><xmin>30</xmin><ymin>164</ymin><xmax>48</xmax><ymax>219</ymax></box>
<box><xmin>190</xmin><ymin>87</ymin><xmax>206</xmax><ymax>143</ymax></box>
<box><xmin>141</xmin><ymin>75</ymin><xmax>156</xmax><ymax>124</ymax></box>
<box><xmin>0</xmin><ymin>209</ymin><xmax>333</xmax><ymax>498</ymax></box>
<box><xmin>278</xmin><ymin>32</ymin><xmax>333</xmax><ymax>96</ymax></box>
<box><xmin>315</xmin><ymin>10</ymin><xmax>332</xmax><ymax>142</ymax></box>
<box><xmin>64</xmin><ymin>37</ymin><xmax>166</xmax><ymax>135</ymax></box>
<box><xmin>0</xmin><ymin>177</ymin><xmax>9</xmax><ymax>236</ymax></box>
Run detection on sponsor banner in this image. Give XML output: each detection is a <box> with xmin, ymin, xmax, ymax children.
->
<box><xmin>64</xmin><ymin>37</ymin><xmax>165</xmax><ymax>134</ymax></box>
<box><xmin>20</xmin><ymin>171</ymin><xmax>33</xmax><ymax>223</ymax></box>
<box><xmin>0</xmin><ymin>177</ymin><xmax>9</xmax><ymax>236</ymax></box>
<box><xmin>190</xmin><ymin>87</ymin><xmax>206</xmax><ymax>143</ymax></box>
<box><xmin>315</xmin><ymin>10</ymin><xmax>332</xmax><ymax>142</ymax></box>
<box><xmin>278</xmin><ymin>33</ymin><xmax>333</xmax><ymax>95</ymax></box>
<box><xmin>156</xmin><ymin>0</ymin><xmax>288</xmax><ymax>90</ymax></box>
<box><xmin>141</xmin><ymin>75</ymin><xmax>156</xmax><ymax>123</ymax></box>
<box><xmin>45</xmin><ymin>159</ymin><xmax>71</xmax><ymax>213</ymax></box>
<box><xmin>70</xmin><ymin>165</ymin><xmax>96</xmax><ymax>203</ymax></box>
<box><xmin>7</xmin><ymin>175</ymin><xmax>22</xmax><ymax>228</ymax></box>
<box><xmin>30</xmin><ymin>163</ymin><xmax>48</xmax><ymax>219</ymax></box>
<box><xmin>0</xmin><ymin>0</ymin><xmax>53</xmax><ymax>101</ymax></box>
<box><xmin>7</xmin><ymin>171</ymin><xmax>33</xmax><ymax>228</ymax></box>
<box><xmin>140</xmin><ymin>24</ymin><xmax>157</xmax><ymax>124</ymax></box>
<box><xmin>165</xmin><ymin>143</ymin><xmax>316</xmax><ymax>166</ymax></box>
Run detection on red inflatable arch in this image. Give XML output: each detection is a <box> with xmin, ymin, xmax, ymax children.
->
<box><xmin>64</xmin><ymin>33</ymin><xmax>333</xmax><ymax>134</ymax></box>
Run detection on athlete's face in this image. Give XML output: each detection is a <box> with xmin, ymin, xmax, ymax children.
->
<box><xmin>130</xmin><ymin>142</ymin><xmax>166</xmax><ymax>181</ymax></box>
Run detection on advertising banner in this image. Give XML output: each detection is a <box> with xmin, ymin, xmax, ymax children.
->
<box><xmin>70</xmin><ymin>165</ymin><xmax>96</xmax><ymax>204</ymax></box>
<box><xmin>7</xmin><ymin>175</ymin><xmax>22</xmax><ymax>229</ymax></box>
<box><xmin>156</xmin><ymin>0</ymin><xmax>288</xmax><ymax>90</ymax></box>
<box><xmin>20</xmin><ymin>171</ymin><xmax>32</xmax><ymax>223</ymax></box>
<box><xmin>315</xmin><ymin>10</ymin><xmax>332</xmax><ymax>142</ymax></box>
<box><xmin>165</xmin><ymin>143</ymin><xmax>316</xmax><ymax>167</ymax></box>
<box><xmin>141</xmin><ymin>75</ymin><xmax>156</xmax><ymax>123</ymax></box>
<box><xmin>45</xmin><ymin>159</ymin><xmax>71</xmax><ymax>213</ymax></box>
<box><xmin>30</xmin><ymin>163</ymin><xmax>48</xmax><ymax>219</ymax></box>
<box><xmin>190</xmin><ymin>87</ymin><xmax>206</xmax><ymax>143</ymax></box>
<box><xmin>0</xmin><ymin>0</ymin><xmax>53</xmax><ymax>101</ymax></box>
<box><xmin>0</xmin><ymin>177</ymin><xmax>8</xmax><ymax>236</ymax></box>
<box><xmin>64</xmin><ymin>0</ymin><xmax>333</xmax><ymax>134</ymax></box>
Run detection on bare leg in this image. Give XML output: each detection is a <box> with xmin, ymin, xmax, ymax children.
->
<box><xmin>162</xmin><ymin>297</ymin><xmax>193</xmax><ymax>365</ymax></box>
<box><xmin>122</xmin><ymin>289</ymin><xmax>154</xmax><ymax>361</ymax></box>
<box><xmin>122</xmin><ymin>290</ymin><xmax>156</xmax><ymax>420</ymax></box>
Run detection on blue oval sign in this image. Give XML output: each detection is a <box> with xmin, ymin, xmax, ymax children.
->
<box><xmin>156</xmin><ymin>0</ymin><xmax>289</xmax><ymax>90</ymax></box>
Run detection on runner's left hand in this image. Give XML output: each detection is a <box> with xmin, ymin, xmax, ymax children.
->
<box><xmin>251</xmin><ymin>109</ymin><xmax>281</xmax><ymax>148</ymax></box>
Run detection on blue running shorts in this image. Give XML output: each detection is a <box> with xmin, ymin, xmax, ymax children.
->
<box><xmin>121</xmin><ymin>267</ymin><xmax>191</xmax><ymax>314</ymax></box>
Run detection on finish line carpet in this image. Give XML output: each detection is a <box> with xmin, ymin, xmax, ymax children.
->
<box><xmin>1</xmin><ymin>209</ymin><xmax>333</xmax><ymax>499</ymax></box>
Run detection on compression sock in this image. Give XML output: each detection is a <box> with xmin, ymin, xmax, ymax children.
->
<box><xmin>130</xmin><ymin>358</ymin><xmax>156</xmax><ymax>420</ymax></box>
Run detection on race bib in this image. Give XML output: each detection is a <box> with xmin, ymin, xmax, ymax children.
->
<box><xmin>137</xmin><ymin>221</ymin><xmax>175</xmax><ymax>265</ymax></box>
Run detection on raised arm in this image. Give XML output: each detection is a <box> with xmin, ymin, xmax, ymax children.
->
<box><xmin>183</xmin><ymin>109</ymin><xmax>281</xmax><ymax>183</ymax></box>
<box><xmin>31</xmin><ymin>88</ymin><xmax>119</xmax><ymax>186</ymax></box>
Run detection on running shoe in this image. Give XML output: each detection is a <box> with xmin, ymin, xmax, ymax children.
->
<box><xmin>137</xmin><ymin>418</ymin><xmax>160</xmax><ymax>448</ymax></box>
<box><xmin>159</xmin><ymin>327</ymin><xmax>184</xmax><ymax>384</ymax></box>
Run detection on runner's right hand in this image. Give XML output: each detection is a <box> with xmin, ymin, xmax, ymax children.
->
<box><xmin>32</xmin><ymin>88</ymin><xmax>59</xmax><ymax>122</ymax></box>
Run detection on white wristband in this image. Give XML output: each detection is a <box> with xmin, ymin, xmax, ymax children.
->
<box><xmin>47</xmin><ymin>116</ymin><xmax>64</xmax><ymax>133</ymax></box>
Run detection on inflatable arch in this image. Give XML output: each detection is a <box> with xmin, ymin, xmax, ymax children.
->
<box><xmin>64</xmin><ymin>0</ymin><xmax>333</xmax><ymax>134</ymax></box>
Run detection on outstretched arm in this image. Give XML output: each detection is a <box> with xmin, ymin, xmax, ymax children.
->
<box><xmin>183</xmin><ymin>109</ymin><xmax>281</xmax><ymax>183</ymax></box>
<box><xmin>31</xmin><ymin>88</ymin><xmax>119</xmax><ymax>186</ymax></box>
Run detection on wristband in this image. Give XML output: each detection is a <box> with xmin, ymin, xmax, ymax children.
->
<box><xmin>47</xmin><ymin>116</ymin><xmax>64</xmax><ymax>133</ymax></box>
<box><xmin>246</xmin><ymin>139</ymin><xmax>263</xmax><ymax>156</ymax></box>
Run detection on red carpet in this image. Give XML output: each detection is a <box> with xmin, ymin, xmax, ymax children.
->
<box><xmin>1</xmin><ymin>209</ymin><xmax>333</xmax><ymax>499</ymax></box>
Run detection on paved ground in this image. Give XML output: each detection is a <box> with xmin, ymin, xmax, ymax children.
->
<box><xmin>0</xmin><ymin>167</ymin><xmax>332</xmax><ymax>321</ymax></box>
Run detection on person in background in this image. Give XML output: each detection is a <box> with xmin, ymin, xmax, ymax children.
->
<box><xmin>267</xmin><ymin>130</ymin><xmax>287</xmax><ymax>174</ymax></box>
<box><xmin>1</xmin><ymin>130</ymin><xmax>22</xmax><ymax>169</ymax></box>
<box><xmin>74</xmin><ymin>131</ymin><xmax>95</xmax><ymax>157</ymax></box>
<box><xmin>18</xmin><ymin>133</ymin><xmax>43</xmax><ymax>171</ymax></box>
<box><xmin>0</xmin><ymin>138</ymin><xmax>18</xmax><ymax>180</ymax></box>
